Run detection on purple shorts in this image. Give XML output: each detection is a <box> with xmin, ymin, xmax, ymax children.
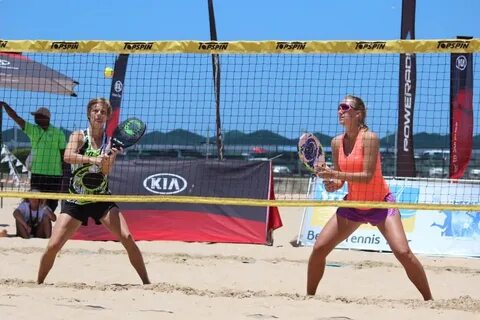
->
<box><xmin>336</xmin><ymin>193</ymin><xmax>399</xmax><ymax>226</ymax></box>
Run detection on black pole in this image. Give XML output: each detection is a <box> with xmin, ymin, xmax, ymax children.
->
<box><xmin>208</xmin><ymin>0</ymin><xmax>224</xmax><ymax>160</ymax></box>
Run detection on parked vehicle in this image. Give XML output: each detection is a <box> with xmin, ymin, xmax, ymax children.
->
<box><xmin>272</xmin><ymin>165</ymin><xmax>291</xmax><ymax>175</ymax></box>
<box><xmin>124</xmin><ymin>149</ymin><xmax>204</xmax><ymax>160</ymax></box>
<box><xmin>469</xmin><ymin>168</ymin><xmax>480</xmax><ymax>179</ymax></box>
<box><xmin>429</xmin><ymin>167</ymin><xmax>447</xmax><ymax>178</ymax></box>
<box><xmin>421</xmin><ymin>150</ymin><xmax>450</xmax><ymax>161</ymax></box>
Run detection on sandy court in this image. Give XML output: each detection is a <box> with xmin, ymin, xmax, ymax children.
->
<box><xmin>0</xmin><ymin>197</ymin><xmax>479</xmax><ymax>320</ymax></box>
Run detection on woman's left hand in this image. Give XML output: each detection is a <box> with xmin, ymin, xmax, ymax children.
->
<box><xmin>315</xmin><ymin>164</ymin><xmax>335</xmax><ymax>179</ymax></box>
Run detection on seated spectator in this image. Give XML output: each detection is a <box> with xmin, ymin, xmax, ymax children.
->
<box><xmin>13</xmin><ymin>190</ymin><xmax>56</xmax><ymax>239</ymax></box>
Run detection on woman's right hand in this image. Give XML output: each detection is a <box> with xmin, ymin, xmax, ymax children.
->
<box><xmin>91</xmin><ymin>149</ymin><xmax>119</xmax><ymax>175</ymax></box>
<box><xmin>323</xmin><ymin>179</ymin><xmax>344</xmax><ymax>192</ymax></box>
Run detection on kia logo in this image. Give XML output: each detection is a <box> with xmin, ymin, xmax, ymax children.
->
<box><xmin>143</xmin><ymin>173</ymin><xmax>187</xmax><ymax>195</ymax></box>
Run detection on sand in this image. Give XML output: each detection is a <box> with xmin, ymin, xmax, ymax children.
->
<box><xmin>0</xmin><ymin>197</ymin><xmax>479</xmax><ymax>320</ymax></box>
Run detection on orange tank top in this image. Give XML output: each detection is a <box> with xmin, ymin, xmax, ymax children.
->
<box><xmin>338</xmin><ymin>131</ymin><xmax>389</xmax><ymax>202</ymax></box>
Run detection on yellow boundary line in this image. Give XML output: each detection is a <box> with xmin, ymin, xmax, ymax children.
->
<box><xmin>0</xmin><ymin>39</ymin><xmax>479</xmax><ymax>54</ymax></box>
<box><xmin>1</xmin><ymin>192</ymin><xmax>478</xmax><ymax>211</ymax></box>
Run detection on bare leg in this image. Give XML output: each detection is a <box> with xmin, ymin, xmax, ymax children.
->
<box><xmin>37</xmin><ymin>214</ymin><xmax>81</xmax><ymax>284</ymax></box>
<box><xmin>15</xmin><ymin>220</ymin><xmax>30</xmax><ymax>239</ymax></box>
<box><xmin>307</xmin><ymin>214</ymin><xmax>361</xmax><ymax>295</ymax></box>
<box><xmin>35</xmin><ymin>216</ymin><xmax>53</xmax><ymax>239</ymax></box>
<box><xmin>100</xmin><ymin>208</ymin><xmax>150</xmax><ymax>284</ymax></box>
<box><xmin>377</xmin><ymin>213</ymin><xmax>433</xmax><ymax>300</ymax></box>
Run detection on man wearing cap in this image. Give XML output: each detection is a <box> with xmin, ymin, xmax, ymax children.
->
<box><xmin>1</xmin><ymin>102</ymin><xmax>67</xmax><ymax>213</ymax></box>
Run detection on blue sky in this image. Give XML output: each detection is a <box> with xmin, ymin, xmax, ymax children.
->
<box><xmin>1</xmin><ymin>0</ymin><xmax>479</xmax><ymax>41</ymax></box>
<box><xmin>0</xmin><ymin>0</ymin><xmax>479</xmax><ymax>141</ymax></box>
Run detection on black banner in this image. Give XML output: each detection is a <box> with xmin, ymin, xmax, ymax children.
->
<box><xmin>396</xmin><ymin>0</ymin><xmax>417</xmax><ymax>177</ymax></box>
<box><xmin>73</xmin><ymin>159</ymin><xmax>278</xmax><ymax>244</ymax></box>
<box><xmin>106</xmin><ymin>54</ymin><xmax>129</xmax><ymax>136</ymax></box>
<box><xmin>110</xmin><ymin>159</ymin><xmax>270</xmax><ymax>217</ymax></box>
<box><xmin>450</xmin><ymin>37</ymin><xmax>474</xmax><ymax>179</ymax></box>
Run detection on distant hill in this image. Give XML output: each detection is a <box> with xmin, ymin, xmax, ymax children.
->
<box><xmin>207</xmin><ymin>130</ymin><xmax>295</xmax><ymax>145</ymax></box>
<box><xmin>380</xmin><ymin>133</ymin><xmax>396</xmax><ymax>148</ymax></box>
<box><xmin>413</xmin><ymin>132</ymin><xmax>450</xmax><ymax>149</ymax></box>
<box><xmin>1</xmin><ymin>127</ymin><xmax>72</xmax><ymax>145</ymax></box>
<box><xmin>2</xmin><ymin>128</ymin><xmax>479</xmax><ymax>150</ymax></box>
<box><xmin>141</xmin><ymin>129</ymin><xmax>205</xmax><ymax>145</ymax></box>
<box><xmin>380</xmin><ymin>132</ymin><xmax>480</xmax><ymax>149</ymax></box>
<box><xmin>223</xmin><ymin>130</ymin><xmax>294</xmax><ymax>145</ymax></box>
<box><xmin>311</xmin><ymin>132</ymin><xmax>334</xmax><ymax>147</ymax></box>
<box><xmin>223</xmin><ymin>130</ymin><xmax>247</xmax><ymax>142</ymax></box>
<box><xmin>2</xmin><ymin>128</ymin><xmax>30</xmax><ymax>143</ymax></box>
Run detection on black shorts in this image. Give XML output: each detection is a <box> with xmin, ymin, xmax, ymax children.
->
<box><xmin>61</xmin><ymin>200</ymin><xmax>118</xmax><ymax>226</ymax></box>
<box><xmin>31</xmin><ymin>174</ymin><xmax>63</xmax><ymax>192</ymax></box>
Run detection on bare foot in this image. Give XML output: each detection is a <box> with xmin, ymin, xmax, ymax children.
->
<box><xmin>0</xmin><ymin>229</ymin><xmax>7</xmax><ymax>237</ymax></box>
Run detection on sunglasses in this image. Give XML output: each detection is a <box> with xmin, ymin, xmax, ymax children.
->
<box><xmin>338</xmin><ymin>103</ymin><xmax>356</xmax><ymax>112</ymax></box>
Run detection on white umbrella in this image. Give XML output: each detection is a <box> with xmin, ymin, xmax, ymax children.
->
<box><xmin>0</xmin><ymin>52</ymin><xmax>78</xmax><ymax>96</ymax></box>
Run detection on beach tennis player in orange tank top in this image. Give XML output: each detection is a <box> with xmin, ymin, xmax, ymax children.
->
<box><xmin>306</xmin><ymin>95</ymin><xmax>432</xmax><ymax>301</ymax></box>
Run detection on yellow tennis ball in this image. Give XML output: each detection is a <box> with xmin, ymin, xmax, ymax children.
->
<box><xmin>104</xmin><ymin>67</ymin><xmax>114</xmax><ymax>78</ymax></box>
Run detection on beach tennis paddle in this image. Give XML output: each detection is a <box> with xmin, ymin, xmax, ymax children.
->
<box><xmin>72</xmin><ymin>117</ymin><xmax>146</xmax><ymax>193</ymax></box>
<box><xmin>110</xmin><ymin>117</ymin><xmax>146</xmax><ymax>150</ymax></box>
<box><xmin>298</xmin><ymin>132</ymin><xmax>325</xmax><ymax>173</ymax></box>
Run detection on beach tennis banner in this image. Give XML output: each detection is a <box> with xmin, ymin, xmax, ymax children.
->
<box><xmin>299</xmin><ymin>178</ymin><xmax>480</xmax><ymax>257</ymax></box>
<box><xmin>73</xmin><ymin>159</ymin><xmax>281</xmax><ymax>244</ymax></box>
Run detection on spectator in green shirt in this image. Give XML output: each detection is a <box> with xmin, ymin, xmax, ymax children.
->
<box><xmin>1</xmin><ymin>101</ymin><xmax>67</xmax><ymax>212</ymax></box>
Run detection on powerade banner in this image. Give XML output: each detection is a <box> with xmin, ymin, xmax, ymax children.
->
<box><xmin>449</xmin><ymin>50</ymin><xmax>474</xmax><ymax>179</ymax></box>
<box><xmin>298</xmin><ymin>178</ymin><xmax>480</xmax><ymax>257</ymax></box>
<box><xmin>73</xmin><ymin>159</ymin><xmax>281</xmax><ymax>244</ymax></box>
<box><xmin>106</xmin><ymin>54</ymin><xmax>129</xmax><ymax>136</ymax></box>
<box><xmin>396</xmin><ymin>0</ymin><xmax>417</xmax><ymax>177</ymax></box>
